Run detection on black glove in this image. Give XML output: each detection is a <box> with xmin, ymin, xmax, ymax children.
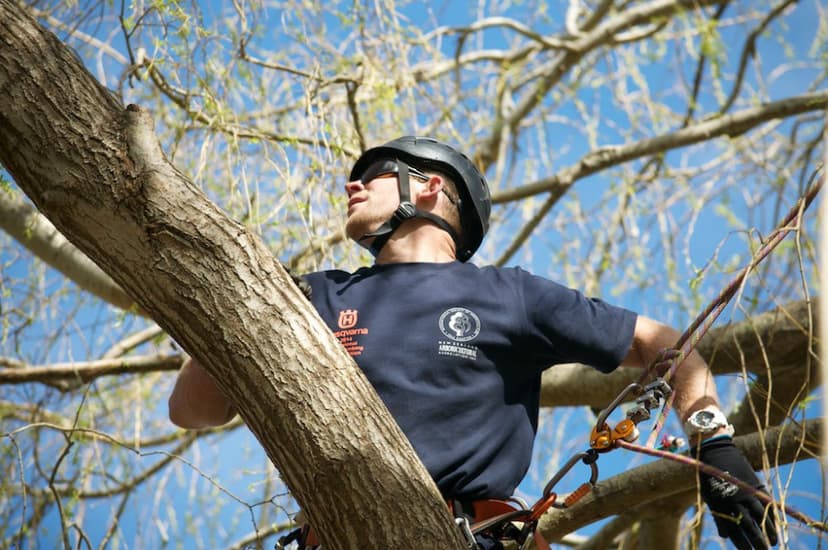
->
<box><xmin>282</xmin><ymin>263</ymin><xmax>312</xmax><ymax>300</ymax></box>
<box><xmin>697</xmin><ymin>436</ymin><xmax>778</xmax><ymax>549</ymax></box>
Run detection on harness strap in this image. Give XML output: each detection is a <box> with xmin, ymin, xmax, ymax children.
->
<box><xmin>359</xmin><ymin>159</ymin><xmax>460</xmax><ymax>257</ymax></box>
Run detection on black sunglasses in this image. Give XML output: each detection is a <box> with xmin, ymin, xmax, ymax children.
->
<box><xmin>356</xmin><ymin>160</ymin><xmax>458</xmax><ymax>206</ymax></box>
<box><xmin>357</xmin><ymin>159</ymin><xmax>430</xmax><ymax>184</ymax></box>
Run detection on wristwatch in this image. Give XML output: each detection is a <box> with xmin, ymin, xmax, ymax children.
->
<box><xmin>683</xmin><ymin>407</ymin><xmax>735</xmax><ymax>437</ymax></box>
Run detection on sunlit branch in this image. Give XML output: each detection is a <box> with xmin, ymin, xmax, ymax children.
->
<box><xmin>410</xmin><ymin>47</ymin><xmax>541</xmax><ymax>82</ymax></box>
<box><xmin>420</xmin><ymin>17</ymin><xmax>573</xmax><ymax>50</ymax></box>
<box><xmin>579</xmin><ymin>0</ymin><xmax>617</xmax><ymax>34</ymax></box>
<box><xmin>286</xmin><ymin>229</ymin><xmax>347</xmax><ymax>270</ymax></box>
<box><xmin>5</xmin><ymin>423</ymin><xmax>207</xmax><ymax>500</ymax></box>
<box><xmin>228</xmin><ymin>520</ymin><xmax>296</xmax><ymax>550</ymax></box>
<box><xmin>719</xmin><ymin>0</ymin><xmax>798</xmax><ymax>115</ymax></box>
<box><xmin>475</xmin><ymin>0</ymin><xmax>729</xmax><ymax>169</ymax></box>
<box><xmin>102</xmin><ymin>325</ymin><xmax>165</xmax><ymax>359</ymax></box>
<box><xmin>0</xmin><ymin>400</ymin><xmax>244</xmax><ymax>447</ymax></box>
<box><xmin>496</xmin><ymin>87</ymin><xmax>828</xmax><ymax>207</ymax></box>
<box><xmin>681</xmin><ymin>3</ymin><xmax>731</xmax><ymax>126</ymax></box>
<box><xmin>0</xmin><ymin>354</ymin><xmax>183</xmax><ymax>385</ymax></box>
<box><xmin>26</xmin><ymin>5</ymin><xmax>128</xmax><ymax>66</ymax></box>
<box><xmin>137</xmin><ymin>62</ymin><xmax>359</xmax><ymax>157</ymax></box>
<box><xmin>0</xmin><ymin>194</ymin><xmax>139</xmax><ymax>312</ymax></box>
<box><xmin>99</xmin><ymin>492</ymin><xmax>131</xmax><ymax>549</ymax></box>
<box><xmin>47</xmin><ymin>430</ymin><xmax>74</xmax><ymax>550</ymax></box>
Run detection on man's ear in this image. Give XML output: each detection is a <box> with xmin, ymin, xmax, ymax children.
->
<box><xmin>416</xmin><ymin>175</ymin><xmax>443</xmax><ymax>204</ymax></box>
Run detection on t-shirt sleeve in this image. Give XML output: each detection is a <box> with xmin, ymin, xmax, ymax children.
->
<box><xmin>519</xmin><ymin>270</ymin><xmax>637</xmax><ymax>373</ymax></box>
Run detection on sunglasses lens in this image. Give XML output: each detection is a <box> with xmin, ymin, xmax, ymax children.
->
<box><xmin>359</xmin><ymin>159</ymin><xmax>398</xmax><ymax>183</ymax></box>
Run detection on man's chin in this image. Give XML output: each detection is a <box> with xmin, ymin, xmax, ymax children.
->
<box><xmin>345</xmin><ymin>219</ymin><xmax>379</xmax><ymax>242</ymax></box>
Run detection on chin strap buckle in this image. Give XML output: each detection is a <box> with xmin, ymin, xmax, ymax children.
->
<box><xmin>392</xmin><ymin>201</ymin><xmax>417</xmax><ymax>224</ymax></box>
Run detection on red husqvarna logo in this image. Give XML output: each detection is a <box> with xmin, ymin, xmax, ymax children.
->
<box><xmin>334</xmin><ymin>309</ymin><xmax>367</xmax><ymax>357</ymax></box>
<box><xmin>338</xmin><ymin>309</ymin><xmax>359</xmax><ymax>329</ymax></box>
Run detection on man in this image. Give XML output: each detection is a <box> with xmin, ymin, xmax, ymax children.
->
<box><xmin>169</xmin><ymin>136</ymin><xmax>777</xmax><ymax>549</ymax></box>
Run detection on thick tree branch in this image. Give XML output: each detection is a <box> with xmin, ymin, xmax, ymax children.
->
<box><xmin>0</xmin><ymin>354</ymin><xmax>182</xmax><ymax>385</ymax></box>
<box><xmin>494</xmin><ymin>91</ymin><xmax>828</xmax><ymax>205</ymax></box>
<box><xmin>475</xmin><ymin>0</ymin><xmax>729</xmax><ymax>169</ymax></box>
<box><xmin>102</xmin><ymin>324</ymin><xmax>164</xmax><ymax>359</ymax></box>
<box><xmin>541</xmin><ymin>299</ymin><xmax>817</xmax><ymax>409</ymax></box>
<box><xmin>491</xmin><ymin>91</ymin><xmax>828</xmax><ymax>265</ymax></box>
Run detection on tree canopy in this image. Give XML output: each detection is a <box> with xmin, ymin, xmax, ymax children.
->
<box><xmin>1</xmin><ymin>1</ymin><xmax>825</xmax><ymax>548</ymax></box>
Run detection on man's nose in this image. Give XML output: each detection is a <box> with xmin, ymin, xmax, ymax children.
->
<box><xmin>345</xmin><ymin>179</ymin><xmax>364</xmax><ymax>196</ymax></box>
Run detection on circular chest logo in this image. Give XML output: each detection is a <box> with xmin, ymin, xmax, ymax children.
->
<box><xmin>439</xmin><ymin>307</ymin><xmax>481</xmax><ymax>342</ymax></box>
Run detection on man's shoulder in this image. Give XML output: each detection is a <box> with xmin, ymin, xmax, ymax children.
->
<box><xmin>304</xmin><ymin>268</ymin><xmax>358</xmax><ymax>283</ymax></box>
<box><xmin>301</xmin><ymin>262</ymin><xmax>541</xmax><ymax>287</ymax></box>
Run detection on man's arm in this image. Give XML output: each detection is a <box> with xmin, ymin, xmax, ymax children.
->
<box><xmin>168</xmin><ymin>357</ymin><xmax>236</xmax><ymax>429</ymax></box>
<box><xmin>621</xmin><ymin>315</ymin><xmax>726</xmax><ymax>438</ymax></box>
<box><xmin>622</xmin><ymin>315</ymin><xmax>777</xmax><ymax>549</ymax></box>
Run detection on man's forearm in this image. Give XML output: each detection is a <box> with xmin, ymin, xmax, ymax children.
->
<box><xmin>624</xmin><ymin>316</ymin><xmax>727</xmax><ymax>437</ymax></box>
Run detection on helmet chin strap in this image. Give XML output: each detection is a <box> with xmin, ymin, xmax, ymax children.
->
<box><xmin>358</xmin><ymin>159</ymin><xmax>459</xmax><ymax>257</ymax></box>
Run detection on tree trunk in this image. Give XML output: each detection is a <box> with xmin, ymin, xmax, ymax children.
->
<box><xmin>0</xmin><ymin>3</ymin><xmax>463</xmax><ymax>548</ymax></box>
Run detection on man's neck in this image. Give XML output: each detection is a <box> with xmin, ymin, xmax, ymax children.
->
<box><xmin>373</xmin><ymin>222</ymin><xmax>457</xmax><ymax>264</ymax></box>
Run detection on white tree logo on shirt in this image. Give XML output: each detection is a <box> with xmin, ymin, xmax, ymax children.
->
<box><xmin>438</xmin><ymin>307</ymin><xmax>481</xmax><ymax>342</ymax></box>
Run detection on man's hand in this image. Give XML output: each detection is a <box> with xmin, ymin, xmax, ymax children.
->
<box><xmin>697</xmin><ymin>436</ymin><xmax>778</xmax><ymax>550</ymax></box>
<box><xmin>168</xmin><ymin>357</ymin><xmax>236</xmax><ymax>429</ymax></box>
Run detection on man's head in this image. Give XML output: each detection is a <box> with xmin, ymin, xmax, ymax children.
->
<box><xmin>346</xmin><ymin>136</ymin><xmax>491</xmax><ymax>261</ymax></box>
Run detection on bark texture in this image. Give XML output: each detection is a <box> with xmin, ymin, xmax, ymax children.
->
<box><xmin>0</xmin><ymin>4</ymin><xmax>463</xmax><ymax>548</ymax></box>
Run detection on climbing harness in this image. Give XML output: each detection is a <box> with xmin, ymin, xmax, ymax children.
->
<box><xmin>446</xmin><ymin>450</ymin><xmax>599</xmax><ymax>549</ymax></box>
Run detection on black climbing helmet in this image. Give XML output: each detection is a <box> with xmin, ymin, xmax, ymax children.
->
<box><xmin>349</xmin><ymin>136</ymin><xmax>491</xmax><ymax>261</ymax></box>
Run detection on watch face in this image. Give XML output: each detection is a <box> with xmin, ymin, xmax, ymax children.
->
<box><xmin>695</xmin><ymin>410</ymin><xmax>715</xmax><ymax>428</ymax></box>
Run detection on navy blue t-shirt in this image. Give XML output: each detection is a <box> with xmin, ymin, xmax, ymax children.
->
<box><xmin>304</xmin><ymin>261</ymin><xmax>637</xmax><ymax>500</ymax></box>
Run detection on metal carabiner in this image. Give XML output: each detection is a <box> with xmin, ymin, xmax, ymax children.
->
<box><xmin>455</xmin><ymin>517</ymin><xmax>480</xmax><ymax>550</ymax></box>
<box><xmin>541</xmin><ymin>451</ymin><xmax>599</xmax><ymax>499</ymax></box>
